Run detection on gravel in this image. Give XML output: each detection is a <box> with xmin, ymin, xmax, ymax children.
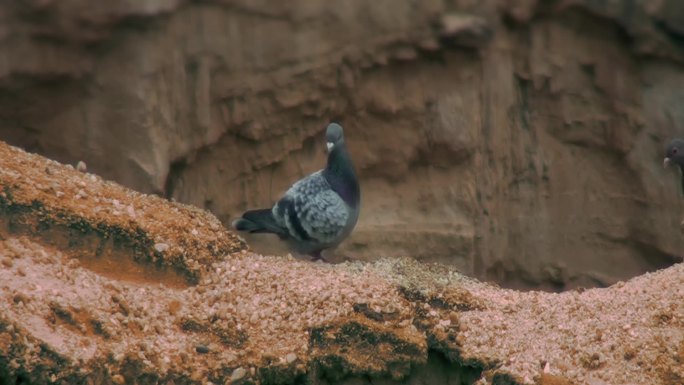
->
<box><xmin>0</xmin><ymin>140</ymin><xmax>682</xmax><ymax>385</ymax></box>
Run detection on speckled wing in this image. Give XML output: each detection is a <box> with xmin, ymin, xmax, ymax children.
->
<box><xmin>297</xmin><ymin>188</ymin><xmax>349</xmax><ymax>241</ymax></box>
<box><xmin>272</xmin><ymin>171</ymin><xmax>349</xmax><ymax>244</ymax></box>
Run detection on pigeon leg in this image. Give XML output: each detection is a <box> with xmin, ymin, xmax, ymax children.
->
<box><xmin>337</xmin><ymin>253</ymin><xmax>355</xmax><ymax>262</ymax></box>
<box><xmin>310</xmin><ymin>250</ymin><xmax>327</xmax><ymax>262</ymax></box>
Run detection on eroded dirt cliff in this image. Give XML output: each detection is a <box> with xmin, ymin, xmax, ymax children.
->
<box><xmin>0</xmin><ymin>139</ymin><xmax>682</xmax><ymax>384</ymax></box>
<box><xmin>1</xmin><ymin>1</ymin><xmax>684</xmax><ymax>289</ymax></box>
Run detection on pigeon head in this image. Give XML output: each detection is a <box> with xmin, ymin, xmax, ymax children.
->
<box><xmin>664</xmin><ymin>139</ymin><xmax>684</xmax><ymax>169</ymax></box>
<box><xmin>326</xmin><ymin>123</ymin><xmax>345</xmax><ymax>153</ymax></box>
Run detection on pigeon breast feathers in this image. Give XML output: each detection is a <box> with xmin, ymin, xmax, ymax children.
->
<box><xmin>273</xmin><ymin>171</ymin><xmax>349</xmax><ymax>244</ymax></box>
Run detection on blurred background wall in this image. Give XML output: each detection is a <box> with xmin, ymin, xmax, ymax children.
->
<box><xmin>1</xmin><ymin>0</ymin><xmax>684</xmax><ymax>290</ymax></box>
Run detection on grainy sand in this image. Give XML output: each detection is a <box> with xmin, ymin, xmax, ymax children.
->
<box><xmin>0</xmin><ymin>140</ymin><xmax>682</xmax><ymax>385</ymax></box>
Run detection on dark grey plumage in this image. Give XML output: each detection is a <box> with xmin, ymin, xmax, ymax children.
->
<box><xmin>664</xmin><ymin>138</ymin><xmax>684</xmax><ymax>193</ymax></box>
<box><xmin>233</xmin><ymin>123</ymin><xmax>360</xmax><ymax>261</ymax></box>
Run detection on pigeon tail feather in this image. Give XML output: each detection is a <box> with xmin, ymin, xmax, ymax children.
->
<box><xmin>233</xmin><ymin>209</ymin><xmax>285</xmax><ymax>235</ymax></box>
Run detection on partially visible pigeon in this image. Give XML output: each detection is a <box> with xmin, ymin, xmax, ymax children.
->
<box><xmin>232</xmin><ymin>123</ymin><xmax>360</xmax><ymax>261</ymax></box>
<box><xmin>664</xmin><ymin>138</ymin><xmax>684</xmax><ymax>193</ymax></box>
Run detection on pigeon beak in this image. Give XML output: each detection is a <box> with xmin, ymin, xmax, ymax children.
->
<box><xmin>664</xmin><ymin>157</ymin><xmax>672</xmax><ymax>168</ymax></box>
<box><xmin>326</xmin><ymin>142</ymin><xmax>334</xmax><ymax>152</ymax></box>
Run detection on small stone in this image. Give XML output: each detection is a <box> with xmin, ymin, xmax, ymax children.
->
<box><xmin>230</xmin><ymin>367</ymin><xmax>246</xmax><ymax>381</ymax></box>
<box><xmin>1</xmin><ymin>258</ymin><xmax>12</xmax><ymax>268</ymax></box>
<box><xmin>76</xmin><ymin>161</ymin><xmax>87</xmax><ymax>172</ymax></box>
<box><xmin>111</xmin><ymin>374</ymin><xmax>125</xmax><ymax>385</ymax></box>
<box><xmin>154</xmin><ymin>243</ymin><xmax>169</xmax><ymax>253</ymax></box>
<box><xmin>224</xmin><ymin>353</ymin><xmax>237</xmax><ymax>363</ymax></box>
<box><xmin>190</xmin><ymin>370</ymin><xmax>203</xmax><ymax>382</ymax></box>
<box><xmin>195</xmin><ymin>345</ymin><xmax>210</xmax><ymax>354</ymax></box>
<box><xmin>285</xmin><ymin>353</ymin><xmax>297</xmax><ymax>364</ymax></box>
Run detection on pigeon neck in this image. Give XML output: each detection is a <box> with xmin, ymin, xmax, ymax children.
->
<box><xmin>324</xmin><ymin>144</ymin><xmax>360</xmax><ymax>207</ymax></box>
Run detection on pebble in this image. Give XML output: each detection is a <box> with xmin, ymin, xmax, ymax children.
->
<box><xmin>230</xmin><ymin>367</ymin><xmax>246</xmax><ymax>381</ymax></box>
<box><xmin>224</xmin><ymin>353</ymin><xmax>237</xmax><ymax>363</ymax></box>
<box><xmin>249</xmin><ymin>313</ymin><xmax>259</xmax><ymax>324</ymax></box>
<box><xmin>154</xmin><ymin>243</ymin><xmax>169</xmax><ymax>253</ymax></box>
<box><xmin>76</xmin><ymin>161</ymin><xmax>87</xmax><ymax>172</ymax></box>
<box><xmin>449</xmin><ymin>311</ymin><xmax>459</xmax><ymax>324</ymax></box>
<box><xmin>285</xmin><ymin>353</ymin><xmax>297</xmax><ymax>364</ymax></box>
<box><xmin>195</xmin><ymin>345</ymin><xmax>210</xmax><ymax>354</ymax></box>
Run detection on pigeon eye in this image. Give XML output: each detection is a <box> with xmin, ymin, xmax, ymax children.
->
<box><xmin>674</xmin><ymin>148</ymin><xmax>679</xmax><ymax>155</ymax></box>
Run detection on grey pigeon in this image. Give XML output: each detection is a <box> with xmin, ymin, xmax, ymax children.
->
<box><xmin>232</xmin><ymin>123</ymin><xmax>360</xmax><ymax>261</ymax></box>
<box><xmin>664</xmin><ymin>138</ymin><xmax>684</xmax><ymax>193</ymax></box>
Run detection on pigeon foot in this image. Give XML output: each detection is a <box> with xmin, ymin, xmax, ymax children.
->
<box><xmin>309</xmin><ymin>251</ymin><xmax>328</xmax><ymax>263</ymax></box>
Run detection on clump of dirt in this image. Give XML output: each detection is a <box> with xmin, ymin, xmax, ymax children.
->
<box><xmin>0</xmin><ymin>233</ymin><xmax>422</xmax><ymax>384</ymax></box>
<box><xmin>462</xmin><ymin>264</ymin><xmax>684</xmax><ymax>384</ymax></box>
<box><xmin>0</xmin><ymin>141</ymin><xmax>245</xmax><ymax>284</ymax></box>
<box><xmin>0</xmin><ymin>140</ymin><xmax>683</xmax><ymax>385</ymax></box>
<box><xmin>343</xmin><ymin>257</ymin><xmax>684</xmax><ymax>384</ymax></box>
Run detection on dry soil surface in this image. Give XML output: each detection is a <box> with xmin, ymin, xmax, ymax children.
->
<box><xmin>4</xmin><ymin>0</ymin><xmax>684</xmax><ymax>290</ymax></box>
<box><xmin>0</xmin><ymin>140</ymin><xmax>682</xmax><ymax>385</ymax></box>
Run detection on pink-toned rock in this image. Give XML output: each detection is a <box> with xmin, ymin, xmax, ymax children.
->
<box><xmin>0</xmin><ymin>0</ymin><xmax>683</xmax><ymax>294</ymax></box>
